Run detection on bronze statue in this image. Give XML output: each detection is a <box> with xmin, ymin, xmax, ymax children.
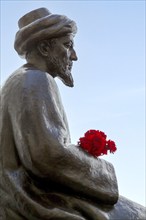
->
<box><xmin>0</xmin><ymin>7</ymin><xmax>145</xmax><ymax>220</ymax></box>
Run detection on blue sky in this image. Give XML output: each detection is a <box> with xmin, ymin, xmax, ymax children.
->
<box><xmin>1</xmin><ymin>0</ymin><xmax>145</xmax><ymax>206</ymax></box>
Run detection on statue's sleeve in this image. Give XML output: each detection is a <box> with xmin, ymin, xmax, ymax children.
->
<box><xmin>9</xmin><ymin>69</ymin><xmax>119</xmax><ymax>205</ymax></box>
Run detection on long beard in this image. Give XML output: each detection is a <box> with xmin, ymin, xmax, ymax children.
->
<box><xmin>49</xmin><ymin>56</ymin><xmax>74</xmax><ymax>87</ymax></box>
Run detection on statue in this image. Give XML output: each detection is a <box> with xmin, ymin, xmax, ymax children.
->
<box><xmin>0</xmin><ymin>7</ymin><xmax>145</xmax><ymax>220</ymax></box>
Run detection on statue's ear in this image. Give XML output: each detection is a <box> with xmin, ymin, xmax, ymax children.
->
<box><xmin>37</xmin><ymin>40</ymin><xmax>52</xmax><ymax>57</ymax></box>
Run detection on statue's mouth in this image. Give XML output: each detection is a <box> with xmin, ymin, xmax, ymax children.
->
<box><xmin>67</xmin><ymin>62</ymin><xmax>73</xmax><ymax>71</ymax></box>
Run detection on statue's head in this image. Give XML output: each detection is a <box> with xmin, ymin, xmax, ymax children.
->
<box><xmin>14</xmin><ymin>8</ymin><xmax>78</xmax><ymax>87</ymax></box>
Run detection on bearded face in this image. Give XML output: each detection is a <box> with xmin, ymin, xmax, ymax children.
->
<box><xmin>49</xmin><ymin>54</ymin><xmax>74</xmax><ymax>87</ymax></box>
<box><xmin>46</xmin><ymin>34</ymin><xmax>78</xmax><ymax>87</ymax></box>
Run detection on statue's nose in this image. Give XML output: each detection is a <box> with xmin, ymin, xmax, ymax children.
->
<box><xmin>71</xmin><ymin>49</ymin><xmax>78</xmax><ymax>61</ymax></box>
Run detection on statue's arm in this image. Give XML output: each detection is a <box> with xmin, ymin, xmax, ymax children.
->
<box><xmin>9</xmin><ymin>70</ymin><xmax>118</xmax><ymax>205</ymax></box>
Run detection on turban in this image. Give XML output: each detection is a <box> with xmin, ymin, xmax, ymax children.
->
<box><xmin>14</xmin><ymin>8</ymin><xmax>77</xmax><ymax>57</ymax></box>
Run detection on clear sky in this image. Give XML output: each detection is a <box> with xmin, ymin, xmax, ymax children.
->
<box><xmin>1</xmin><ymin>0</ymin><xmax>145</xmax><ymax>206</ymax></box>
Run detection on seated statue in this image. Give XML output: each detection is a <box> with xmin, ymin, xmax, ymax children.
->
<box><xmin>0</xmin><ymin>7</ymin><xmax>145</xmax><ymax>220</ymax></box>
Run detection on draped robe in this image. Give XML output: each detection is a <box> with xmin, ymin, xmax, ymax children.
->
<box><xmin>0</xmin><ymin>64</ymin><xmax>145</xmax><ymax>220</ymax></box>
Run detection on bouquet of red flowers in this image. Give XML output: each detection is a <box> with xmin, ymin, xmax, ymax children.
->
<box><xmin>78</xmin><ymin>129</ymin><xmax>117</xmax><ymax>157</ymax></box>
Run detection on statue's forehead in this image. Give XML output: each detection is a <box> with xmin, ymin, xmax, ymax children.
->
<box><xmin>55</xmin><ymin>34</ymin><xmax>74</xmax><ymax>44</ymax></box>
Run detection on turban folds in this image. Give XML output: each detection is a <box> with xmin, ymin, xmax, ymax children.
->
<box><xmin>14</xmin><ymin>8</ymin><xmax>77</xmax><ymax>57</ymax></box>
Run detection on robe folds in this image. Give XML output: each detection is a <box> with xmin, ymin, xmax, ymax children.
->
<box><xmin>0</xmin><ymin>64</ymin><xmax>145</xmax><ymax>220</ymax></box>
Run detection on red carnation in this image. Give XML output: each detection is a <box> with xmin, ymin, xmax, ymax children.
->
<box><xmin>78</xmin><ymin>129</ymin><xmax>117</xmax><ymax>158</ymax></box>
<box><xmin>107</xmin><ymin>140</ymin><xmax>117</xmax><ymax>153</ymax></box>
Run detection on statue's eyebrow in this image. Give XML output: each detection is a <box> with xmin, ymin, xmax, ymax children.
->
<box><xmin>64</xmin><ymin>40</ymin><xmax>74</xmax><ymax>48</ymax></box>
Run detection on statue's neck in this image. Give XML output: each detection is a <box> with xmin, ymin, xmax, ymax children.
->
<box><xmin>26</xmin><ymin>51</ymin><xmax>56</xmax><ymax>78</ymax></box>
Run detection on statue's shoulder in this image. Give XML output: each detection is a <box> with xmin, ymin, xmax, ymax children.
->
<box><xmin>19</xmin><ymin>64</ymin><xmax>48</xmax><ymax>81</ymax></box>
<box><xmin>1</xmin><ymin>64</ymin><xmax>57</xmax><ymax>101</ymax></box>
<box><xmin>21</xmin><ymin>65</ymin><xmax>56</xmax><ymax>91</ymax></box>
<box><xmin>3</xmin><ymin>64</ymin><xmax>54</xmax><ymax>90</ymax></box>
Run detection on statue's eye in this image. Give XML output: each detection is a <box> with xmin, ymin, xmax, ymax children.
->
<box><xmin>64</xmin><ymin>42</ymin><xmax>72</xmax><ymax>49</ymax></box>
